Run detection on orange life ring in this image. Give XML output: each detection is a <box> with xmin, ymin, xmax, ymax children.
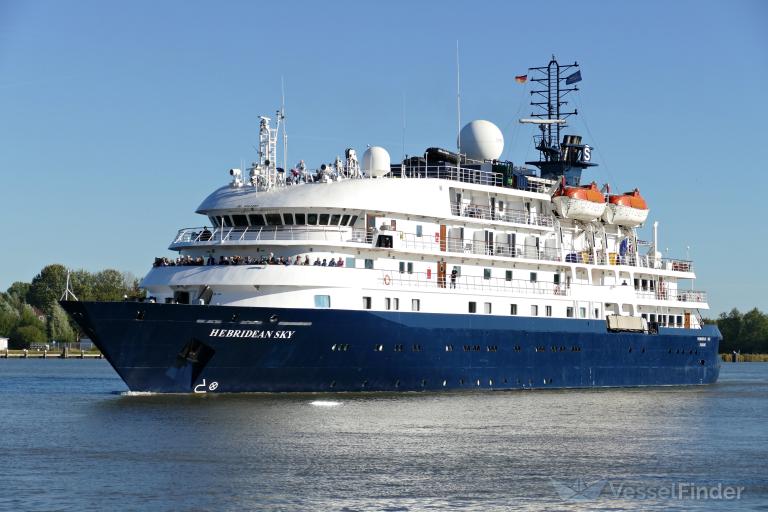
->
<box><xmin>383</xmin><ymin>275</ymin><xmax>391</xmax><ymax>286</ymax></box>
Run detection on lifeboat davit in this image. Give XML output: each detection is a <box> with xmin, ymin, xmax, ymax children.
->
<box><xmin>551</xmin><ymin>181</ymin><xmax>606</xmax><ymax>222</ymax></box>
<box><xmin>602</xmin><ymin>188</ymin><xmax>649</xmax><ymax>227</ymax></box>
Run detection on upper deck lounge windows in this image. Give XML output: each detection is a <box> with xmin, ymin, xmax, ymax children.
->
<box><xmin>232</xmin><ymin>214</ymin><xmax>248</xmax><ymax>227</ymax></box>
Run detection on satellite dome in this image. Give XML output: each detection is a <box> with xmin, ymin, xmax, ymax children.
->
<box><xmin>362</xmin><ymin>146</ymin><xmax>391</xmax><ymax>178</ymax></box>
<box><xmin>458</xmin><ymin>120</ymin><xmax>504</xmax><ymax>161</ymax></box>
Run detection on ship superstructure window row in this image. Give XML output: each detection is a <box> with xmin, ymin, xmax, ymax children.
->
<box><xmin>211</xmin><ymin>213</ymin><xmax>359</xmax><ymax>228</ymax></box>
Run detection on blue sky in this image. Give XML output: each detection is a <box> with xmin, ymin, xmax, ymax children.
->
<box><xmin>0</xmin><ymin>0</ymin><xmax>766</xmax><ymax>315</ymax></box>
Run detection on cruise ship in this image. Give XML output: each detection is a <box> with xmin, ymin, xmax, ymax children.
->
<box><xmin>62</xmin><ymin>57</ymin><xmax>721</xmax><ymax>393</ymax></box>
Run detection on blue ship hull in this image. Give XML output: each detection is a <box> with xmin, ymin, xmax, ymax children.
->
<box><xmin>61</xmin><ymin>301</ymin><xmax>721</xmax><ymax>393</ymax></box>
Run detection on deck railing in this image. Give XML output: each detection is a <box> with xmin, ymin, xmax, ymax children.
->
<box><xmin>449</xmin><ymin>202</ymin><xmax>554</xmax><ymax>227</ymax></box>
<box><xmin>172</xmin><ymin>227</ymin><xmax>694</xmax><ymax>273</ymax></box>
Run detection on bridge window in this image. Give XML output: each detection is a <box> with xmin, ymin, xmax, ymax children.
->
<box><xmin>232</xmin><ymin>214</ymin><xmax>248</xmax><ymax>227</ymax></box>
<box><xmin>294</xmin><ymin>213</ymin><xmax>306</xmax><ymax>224</ymax></box>
<box><xmin>307</xmin><ymin>213</ymin><xmax>318</xmax><ymax>225</ymax></box>
<box><xmin>222</xmin><ymin>216</ymin><xmax>234</xmax><ymax>227</ymax></box>
<box><xmin>248</xmin><ymin>214</ymin><xmax>265</xmax><ymax>226</ymax></box>
<box><xmin>348</xmin><ymin>215</ymin><xmax>359</xmax><ymax>226</ymax></box>
<box><xmin>340</xmin><ymin>214</ymin><xmax>350</xmax><ymax>225</ymax></box>
<box><xmin>330</xmin><ymin>214</ymin><xmax>341</xmax><ymax>225</ymax></box>
<box><xmin>319</xmin><ymin>213</ymin><xmax>330</xmax><ymax>225</ymax></box>
<box><xmin>282</xmin><ymin>213</ymin><xmax>294</xmax><ymax>225</ymax></box>
<box><xmin>265</xmin><ymin>213</ymin><xmax>282</xmax><ymax>226</ymax></box>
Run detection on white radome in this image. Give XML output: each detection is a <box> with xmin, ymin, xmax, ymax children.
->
<box><xmin>458</xmin><ymin>120</ymin><xmax>504</xmax><ymax>161</ymax></box>
<box><xmin>362</xmin><ymin>146</ymin><xmax>391</xmax><ymax>178</ymax></box>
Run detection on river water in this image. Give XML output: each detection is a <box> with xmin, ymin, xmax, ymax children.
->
<box><xmin>0</xmin><ymin>360</ymin><xmax>766</xmax><ymax>511</ymax></box>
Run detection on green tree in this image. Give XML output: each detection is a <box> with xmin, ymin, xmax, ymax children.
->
<box><xmin>6</xmin><ymin>281</ymin><xmax>30</xmax><ymax>303</ymax></box>
<box><xmin>92</xmin><ymin>269</ymin><xmax>129</xmax><ymax>301</ymax></box>
<box><xmin>717</xmin><ymin>309</ymin><xmax>742</xmax><ymax>353</ymax></box>
<box><xmin>0</xmin><ymin>294</ymin><xmax>20</xmax><ymax>336</ymax></box>
<box><xmin>740</xmin><ymin>308</ymin><xmax>768</xmax><ymax>353</ymax></box>
<box><xmin>70</xmin><ymin>269</ymin><xmax>94</xmax><ymax>301</ymax></box>
<box><xmin>9</xmin><ymin>324</ymin><xmax>46</xmax><ymax>349</ymax></box>
<box><xmin>27</xmin><ymin>264</ymin><xmax>68</xmax><ymax>315</ymax></box>
<box><xmin>48</xmin><ymin>301</ymin><xmax>77</xmax><ymax>344</ymax></box>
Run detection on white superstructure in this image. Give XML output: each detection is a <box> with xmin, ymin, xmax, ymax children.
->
<box><xmin>141</xmin><ymin>116</ymin><xmax>708</xmax><ymax>333</ymax></box>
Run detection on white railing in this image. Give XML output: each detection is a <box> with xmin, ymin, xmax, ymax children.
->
<box><xmin>450</xmin><ymin>202</ymin><xmax>554</xmax><ymax>227</ymax></box>
<box><xmin>635</xmin><ymin>289</ymin><xmax>708</xmax><ymax>303</ymax></box>
<box><xmin>172</xmin><ymin>227</ymin><xmax>694</xmax><ymax>274</ymax></box>
<box><xmin>396</xmin><ymin>163</ymin><xmax>503</xmax><ymax>187</ymax></box>
<box><xmin>381</xmin><ymin>270</ymin><xmax>569</xmax><ymax>297</ymax></box>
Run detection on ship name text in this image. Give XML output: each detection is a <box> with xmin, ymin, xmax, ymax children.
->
<box><xmin>208</xmin><ymin>328</ymin><xmax>296</xmax><ymax>340</ymax></box>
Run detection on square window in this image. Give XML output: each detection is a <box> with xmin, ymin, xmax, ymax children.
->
<box><xmin>412</xmin><ymin>299</ymin><xmax>420</xmax><ymax>312</ymax></box>
<box><xmin>554</xmin><ymin>273</ymin><xmax>560</xmax><ymax>285</ymax></box>
<box><xmin>416</xmin><ymin>225</ymin><xmax>423</xmax><ymax>237</ymax></box>
<box><xmin>362</xmin><ymin>297</ymin><xmax>372</xmax><ymax>310</ymax></box>
<box><xmin>484</xmin><ymin>302</ymin><xmax>492</xmax><ymax>314</ymax></box>
<box><xmin>545</xmin><ymin>305</ymin><xmax>552</xmax><ymax>317</ymax></box>
<box><xmin>484</xmin><ymin>268</ymin><xmax>491</xmax><ymax>280</ymax></box>
<box><xmin>468</xmin><ymin>301</ymin><xmax>477</xmax><ymax>313</ymax></box>
<box><xmin>505</xmin><ymin>270</ymin><xmax>512</xmax><ymax>282</ymax></box>
<box><xmin>579</xmin><ymin>307</ymin><xmax>587</xmax><ymax>318</ymax></box>
<box><xmin>314</xmin><ymin>295</ymin><xmax>331</xmax><ymax>308</ymax></box>
<box><xmin>385</xmin><ymin>298</ymin><xmax>391</xmax><ymax>310</ymax></box>
<box><xmin>365</xmin><ymin>259</ymin><xmax>374</xmax><ymax>270</ymax></box>
<box><xmin>399</xmin><ymin>261</ymin><xmax>405</xmax><ymax>273</ymax></box>
<box><xmin>510</xmin><ymin>304</ymin><xmax>518</xmax><ymax>315</ymax></box>
<box><xmin>567</xmin><ymin>307</ymin><xmax>574</xmax><ymax>318</ymax></box>
<box><xmin>345</xmin><ymin>257</ymin><xmax>355</xmax><ymax>268</ymax></box>
<box><xmin>530</xmin><ymin>272</ymin><xmax>537</xmax><ymax>283</ymax></box>
<box><xmin>594</xmin><ymin>308</ymin><xmax>600</xmax><ymax>319</ymax></box>
<box><xmin>531</xmin><ymin>305</ymin><xmax>539</xmax><ymax>316</ymax></box>
<box><xmin>407</xmin><ymin>262</ymin><xmax>414</xmax><ymax>274</ymax></box>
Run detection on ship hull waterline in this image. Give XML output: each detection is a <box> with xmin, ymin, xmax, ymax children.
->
<box><xmin>61</xmin><ymin>301</ymin><xmax>721</xmax><ymax>394</ymax></box>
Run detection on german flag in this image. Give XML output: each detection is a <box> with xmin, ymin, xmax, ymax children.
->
<box><xmin>515</xmin><ymin>74</ymin><xmax>527</xmax><ymax>84</ymax></box>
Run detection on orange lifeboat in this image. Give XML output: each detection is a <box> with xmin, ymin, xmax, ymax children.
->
<box><xmin>551</xmin><ymin>181</ymin><xmax>607</xmax><ymax>222</ymax></box>
<box><xmin>602</xmin><ymin>188</ymin><xmax>649</xmax><ymax>226</ymax></box>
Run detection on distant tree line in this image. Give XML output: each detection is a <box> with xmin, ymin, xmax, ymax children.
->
<box><xmin>712</xmin><ymin>308</ymin><xmax>768</xmax><ymax>354</ymax></box>
<box><xmin>0</xmin><ymin>264</ymin><xmax>142</xmax><ymax>349</ymax></box>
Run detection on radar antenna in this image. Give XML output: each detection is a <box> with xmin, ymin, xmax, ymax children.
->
<box><xmin>528</xmin><ymin>55</ymin><xmax>579</xmax><ymax>155</ymax></box>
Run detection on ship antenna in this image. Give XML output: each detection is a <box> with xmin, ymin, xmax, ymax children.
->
<box><xmin>281</xmin><ymin>76</ymin><xmax>287</xmax><ymax>172</ymax></box>
<box><xmin>456</xmin><ymin>40</ymin><xmax>461</xmax><ymax>159</ymax></box>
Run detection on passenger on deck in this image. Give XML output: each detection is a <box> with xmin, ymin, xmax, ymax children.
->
<box><xmin>294</xmin><ymin>255</ymin><xmax>302</xmax><ymax>265</ymax></box>
<box><xmin>313</xmin><ymin>258</ymin><xmax>321</xmax><ymax>266</ymax></box>
<box><xmin>304</xmin><ymin>255</ymin><xmax>310</xmax><ymax>266</ymax></box>
<box><xmin>336</xmin><ymin>257</ymin><xmax>344</xmax><ymax>267</ymax></box>
<box><xmin>321</xmin><ymin>258</ymin><xmax>327</xmax><ymax>267</ymax></box>
<box><xmin>328</xmin><ymin>258</ymin><xmax>336</xmax><ymax>267</ymax></box>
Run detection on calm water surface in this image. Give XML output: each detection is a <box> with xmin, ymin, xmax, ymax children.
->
<box><xmin>0</xmin><ymin>360</ymin><xmax>766</xmax><ymax>511</ymax></box>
